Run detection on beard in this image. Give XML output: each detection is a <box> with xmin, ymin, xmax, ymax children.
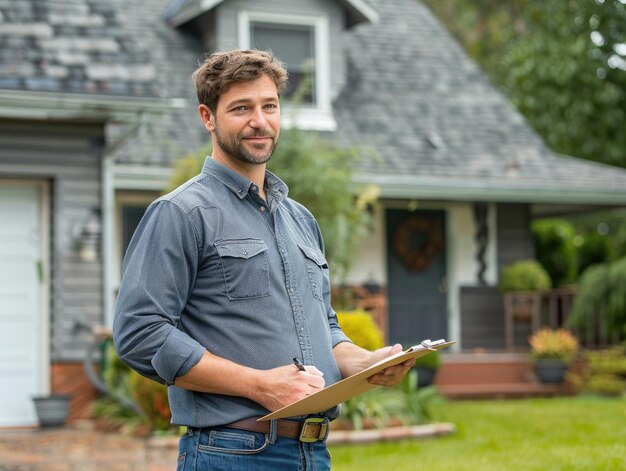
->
<box><xmin>213</xmin><ymin>122</ymin><xmax>279</xmax><ymax>165</ymax></box>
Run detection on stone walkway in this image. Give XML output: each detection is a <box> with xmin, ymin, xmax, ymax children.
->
<box><xmin>0</xmin><ymin>421</ymin><xmax>455</xmax><ymax>470</ymax></box>
<box><xmin>0</xmin><ymin>422</ymin><xmax>178</xmax><ymax>471</ymax></box>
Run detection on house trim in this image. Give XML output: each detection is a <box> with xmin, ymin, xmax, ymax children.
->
<box><xmin>0</xmin><ymin>90</ymin><xmax>183</xmax><ymax>123</ymax></box>
<box><xmin>238</xmin><ymin>11</ymin><xmax>336</xmax><ymax>131</ymax></box>
<box><xmin>165</xmin><ymin>0</ymin><xmax>378</xmax><ymax>28</ymax></box>
<box><xmin>358</xmin><ymin>174</ymin><xmax>626</xmax><ymax>205</ymax></box>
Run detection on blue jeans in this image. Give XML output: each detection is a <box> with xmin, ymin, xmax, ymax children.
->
<box><xmin>176</xmin><ymin>423</ymin><xmax>331</xmax><ymax>471</ymax></box>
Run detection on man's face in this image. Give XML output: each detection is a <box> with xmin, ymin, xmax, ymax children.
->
<box><xmin>205</xmin><ymin>74</ymin><xmax>281</xmax><ymax>166</ymax></box>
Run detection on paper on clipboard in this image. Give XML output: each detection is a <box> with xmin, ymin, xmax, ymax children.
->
<box><xmin>259</xmin><ymin>339</ymin><xmax>455</xmax><ymax>421</ymax></box>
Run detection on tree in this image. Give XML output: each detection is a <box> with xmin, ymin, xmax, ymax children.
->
<box><xmin>423</xmin><ymin>0</ymin><xmax>626</xmax><ymax>168</ymax></box>
<box><xmin>166</xmin><ymin>128</ymin><xmax>377</xmax><ymax>282</ymax></box>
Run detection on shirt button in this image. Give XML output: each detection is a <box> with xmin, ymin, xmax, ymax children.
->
<box><xmin>252</xmin><ymin>185</ymin><xmax>258</xmax><ymax>191</ymax></box>
<box><xmin>289</xmin><ymin>287</ymin><xmax>294</xmax><ymax>293</ymax></box>
<box><xmin>280</xmin><ymin>249</ymin><xmax>285</xmax><ymax>254</ymax></box>
<box><xmin>242</xmin><ymin>250</ymin><xmax>248</xmax><ymax>255</ymax></box>
<box><xmin>300</xmin><ymin>326</ymin><xmax>304</xmax><ymax>332</ymax></box>
<box><xmin>260</xmin><ymin>206</ymin><xmax>266</xmax><ymax>212</ymax></box>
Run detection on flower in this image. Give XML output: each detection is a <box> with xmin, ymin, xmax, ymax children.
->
<box><xmin>529</xmin><ymin>328</ymin><xmax>579</xmax><ymax>364</ymax></box>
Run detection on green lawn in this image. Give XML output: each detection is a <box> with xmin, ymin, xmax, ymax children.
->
<box><xmin>329</xmin><ymin>396</ymin><xmax>626</xmax><ymax>470</ymax></box>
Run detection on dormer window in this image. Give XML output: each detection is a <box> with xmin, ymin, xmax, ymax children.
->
<box><xmin>238</xmin><ymin>12</ymin><xmax>335</xmax><ymax>131</ymax></box>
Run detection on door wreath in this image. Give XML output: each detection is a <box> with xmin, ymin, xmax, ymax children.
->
<box><xmin>392</xmin><ymin>214</ymin><xmax>443</xmax><ymax>272</ymax></box>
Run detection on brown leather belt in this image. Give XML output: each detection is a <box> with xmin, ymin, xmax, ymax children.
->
<box><xmin>222</xmin><ymin>417</ymin><xmax>330</xmax><ymax>442</ymax></box>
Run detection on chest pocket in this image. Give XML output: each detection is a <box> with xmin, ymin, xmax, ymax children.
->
<box><xmin>215</xmin><ymin>239</ymin><xmax>270</xmax><ymax>300</ymax></box>
<box><xmin>297</xmin><ymin>244</ymin><xmax>329</xmax><ymax>303</ymax></box>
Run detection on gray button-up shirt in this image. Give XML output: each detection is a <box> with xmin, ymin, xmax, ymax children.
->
<box><xmin>113</xmin><ymin>157</ymin><xmax>351</xmax><ymax>427</ymax></box>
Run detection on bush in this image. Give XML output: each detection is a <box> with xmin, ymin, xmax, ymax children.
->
<box><xmin>576</xmin><ymin>232</ymin><xmax>612</xmax><ymax>275</ymax></box>
<box><xmin>336</xmin><ymin>310</ymin><xmax>384</xmax><ymax>351</ymax></box>
<box><xmin>568</xmin><ymin>257</ymin><xmax>626</xmax><ymax>339</ymax></box>
<box><xmin>569</xmin><ymin>345</ymin><xmax>626</xmax><ymax>396</ymax></box>
<box><xmin>532</xmin><ymin>219</ymin><xmax>577</xmax><ymax>286</ymax></box>
<box><xmin>95</xmin><ymin>341</ymin><xmax>174</xmax><ymax>434</ymax></box>
<box><xmin>499</xmin><ymin>260</ymin><xmax>552</xmax><ymax>292</ymax></box>
<box><xmin>413</xmin><ymin>350</ymin><xmax>441</xmax><ymax>370</ymax></box>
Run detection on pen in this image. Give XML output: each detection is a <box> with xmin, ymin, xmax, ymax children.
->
<box><xmin>293</xmin><ymin>357</ymin><xmax>306</xmax><ymax>371</ymax></box>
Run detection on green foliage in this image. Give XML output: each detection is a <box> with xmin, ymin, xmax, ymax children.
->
<box><xmin>568</xmin><ymin>257</ymin><xmax>626</xmax><ymax>339</ymax></box>
<box><xmin>166</xmin><ymin>128</ymin><xmax>376</xmax><ymax>282</ymax></box>
<box><xmin>96</xmin><ymin>341</ymin><xmax>174</xmax><ymax>433</ymax></box>
<box><xmin>498</xmin><ymin>259</ymin><xmax>552</xmax><ymax>293</ymax></box>
<box><xmin>412</xmin><ymin>350</ymin><xmax>441</xmax><ymax>370</ymax></box>
<box><xmin>569</xmin><ymin>345</ymin><xmax>626</xmax><ymax>396</ymax></box>
<box><xmin>128</xmin><ymin>371</ymin><xmax>172</xmax><ymax>431</ymax></box>
<box><xmin>423</xmin><ymin>0</ymin><xmax>626</xmax><ymax>169</ymax></box>
<box><xmin>532</xmin><ymin>219</ymin><xmax>577</xmax><ymax>286</ymax></box>
<box><xmin>336</xmin><ymin>310</ymin><xmax>384</xmax><ymax>351</ymax></box>
<box><xmin>577</xmin><ymin>231</ymin><xmax>613</xmax><ymax>275</ymax></box>
<box><xmin>338</xmin><ymin>370</ymin><xmax>444</xmax><ymax>430</ymax></box>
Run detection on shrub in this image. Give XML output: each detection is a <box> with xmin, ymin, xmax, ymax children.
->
<box><xmin>568</xmin><ymin>257</ymin><xmax>626</xmax><ymax>339</ymax></box>
<box><xmin>413</xmin><ymin>350</ymin><xmax>441</xmax><ymax>370</ymax></box>
<box><xmin>128</xmin><ymin>371</ymin><xmax>172</xmax><ymax>431</ymax></box>
<box><xmin>336</xmin><ymin>310</ymin><xmax>384</xmax><ymax>351</ymax></box>
<box><xmin>569</xmin><ymin>345</ymin><xmax>626</xmax><ymax>396</ymax></box>
<box><xmin>528</xmin><ymin>328</ymin><xmax>579</xmax><ymax>364</ymax></box>
<box><xmin>576</xmin><ymin>232</ymin><xmax>612</xmax><ymax>275</ymax></box>
<box><xmin>532</xmin><ymin>219</ymin><xmax>577</xmax><ymax>286</ymax></box>
<box><xmin>499</xmin><ymin>260</ymin><xmax>552</xmax><ymax>292</ymax></box>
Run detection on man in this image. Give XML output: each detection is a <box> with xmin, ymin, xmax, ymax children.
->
<box><xmin>113</xmin><ymin>49</ymin><xmax>415</xmax><ymax>470</ymax></box>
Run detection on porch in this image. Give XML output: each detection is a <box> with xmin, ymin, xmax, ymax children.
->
<box><xmin>434</xmin><ymin>351</ymin><xmax>571</xmax><ymax>399</ymax></box>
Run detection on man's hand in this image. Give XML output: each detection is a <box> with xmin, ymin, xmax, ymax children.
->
<box><xmin>250</xmin><ymin>364</ymin><xmax>325</xmax><ymax>412</ymax></box>
<box><xmin>333</xmin><ymin>341</ymin><xmax>415</xmax><ymax>387</ymax></box>
<box><xmin>366</xmin><ymin>343</ymin><xmax>416</xmax><ymax>387</ymax></box>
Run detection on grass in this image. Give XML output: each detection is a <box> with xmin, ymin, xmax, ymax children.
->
<box><xmin>329</xmin><ymin>396</ymin><xmax>626</xmax><ymax>470</ymax></box>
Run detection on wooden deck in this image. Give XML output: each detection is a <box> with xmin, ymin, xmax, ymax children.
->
<box><xmin>433</xmin><ymin>351</ymin><xmax>570</xmax><ymax>399</ymax></box>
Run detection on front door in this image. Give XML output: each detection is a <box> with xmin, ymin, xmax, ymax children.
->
<box><xmin>0</xmin><ymin>181</ymin><xmax>48</xmax><ymax>427</ymax></box>
<box><xmin>386</xmin><ymin>209</ymin><xmax>447</xmax><ymax>346</ymax></box>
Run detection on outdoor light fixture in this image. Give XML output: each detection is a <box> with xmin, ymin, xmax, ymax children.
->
<box><xmin>78</xmin><ymin>209</ymin><xmax>102</xmax><ymax>262</ymax></box>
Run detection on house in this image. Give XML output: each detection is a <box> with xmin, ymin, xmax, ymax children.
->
<box><xmin>1</xmin><ymin>0</ymin><xmax>625</xmax><ymax>427</ymax></box>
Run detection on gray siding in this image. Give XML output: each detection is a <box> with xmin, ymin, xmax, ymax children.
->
<box><xmin>460</xmin><ymin>286</ymin><xmax>505</xmax><ymax>350</ymax></box>
<box><xmin>496</xmin><ymin>203</ymin><xmax>534</xmax><ymax>274</ymax></box>
<box><xmin>0</xmin><ymin>119</ymin><xmax>104</xmax><ymax>361</ymax></box>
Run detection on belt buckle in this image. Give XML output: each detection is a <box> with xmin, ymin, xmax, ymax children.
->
<box><xmin>299</xmin><ymin>417</ymin><xmax>329</xmax><ymax>443</ymax></box>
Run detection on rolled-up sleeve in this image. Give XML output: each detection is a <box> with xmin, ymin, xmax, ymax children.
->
<box><xmin>112</xmin><ymin>200</ymin><xmax>206</xmax><ymax>384</ymax></box>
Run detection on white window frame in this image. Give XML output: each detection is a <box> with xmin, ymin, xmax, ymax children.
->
<box><xmin>238</xmin><ymin>11</ymin><xmax>336</xmax><ymax>131</ymax></box>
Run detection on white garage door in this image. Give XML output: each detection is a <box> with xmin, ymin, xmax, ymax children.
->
<box><xmin>0</xmin><ymin>182</ymin><xmax>48</xmax><ymax>427</ymax></box>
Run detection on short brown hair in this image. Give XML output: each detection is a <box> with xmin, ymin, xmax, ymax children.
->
<box><xmin>192</xmin><ymin>49</ymin><xmax>288</xmax><ymax>112</ymax></box>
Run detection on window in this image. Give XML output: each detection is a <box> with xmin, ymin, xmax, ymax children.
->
<box><xmin>239</xmin><ymin>12</ymin><xmax>335</xmax><ymax>131</ymax></box>
<box><xmin>250</xmin><ymin>21</ymin><xmax>315</xmax><ymax>104</ymax></box>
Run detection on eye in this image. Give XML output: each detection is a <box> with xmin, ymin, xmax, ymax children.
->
<box><xmin>231</xmin><ymin>105</ymin><xmax>248</xmax><ymax>112</ymax></box>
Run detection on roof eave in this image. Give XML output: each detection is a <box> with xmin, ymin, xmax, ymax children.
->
<box><xmin>355</xmin><ymin>174</ymin><xmax>626</xmax><ymax>206</ymax></box>
<box><xmin>0</xmin><ymin>90</ymin><xmax>185</xmax><ymax>123</ymax></box>
<box><xmin>165</xmin><ymin>0</ymin><xmax>378</xmax><ymax>28</ymax></box>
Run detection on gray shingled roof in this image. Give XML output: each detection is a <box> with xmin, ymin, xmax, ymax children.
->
<box><xmin>334</xmin><ymin>0</ymin><xmax>626</xmax><ymax>205</ymax></box>
<box><xmin>0</xmin><ymin>0</ymin><xmax>161</xmax><ymax>98</ymax></box>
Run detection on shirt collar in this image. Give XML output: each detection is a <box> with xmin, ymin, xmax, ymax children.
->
<box><xmin>201</xmin><ymin>156</ymin><xmax>289</xmax><ymax>202</ymax></box>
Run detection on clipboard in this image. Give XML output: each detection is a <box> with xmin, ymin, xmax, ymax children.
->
<box><xmin>259</xmin><ymin>339</ymin><xmax>455</xmax><ymax>421</ymax></box>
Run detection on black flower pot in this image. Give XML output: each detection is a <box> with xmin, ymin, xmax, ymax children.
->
<box><xmin>533</xmin><ymin>359</ymin><xmax>568</xmax><ymax>384</ymax></box>
<box><xmin>32</xmin><ymin>394</ymin><xmax>72</xmax><ymax>427</ymax></box>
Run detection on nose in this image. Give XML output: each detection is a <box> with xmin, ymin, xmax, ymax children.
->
<box><xmin>248</xmin><ymin>107</ymin><xmax>268</xmax><ymax>129</ymax></box>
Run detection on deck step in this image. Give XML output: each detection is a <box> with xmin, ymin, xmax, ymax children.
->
<box><xmin>437</xmin><ymin>382</ymin><xmax>565</xmax><ymax>399</ymax></box>
<box><xmin>432</xmin><ymin>352</ymin><xmax>570</xmax><ymax>399</ymax></box>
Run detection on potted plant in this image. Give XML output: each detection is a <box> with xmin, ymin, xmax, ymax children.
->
<box><xmin>528</xmin><ymin>328</ymin><xmax>579</xmax><ymax>383</ymax></box>
<box><xmin>32</xmin><ymin>394</ymin><xmax>72</xmax><ymax>427</ymax></box>
<box><xmin>499</xmin><ymin>260</ymin><xmax>552</xmax><ymax>350</ymax></box>
<box><xmin>412</xmin><ymin>349</ymin><xmax>441</xmax><ymax>387</ymax></box>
